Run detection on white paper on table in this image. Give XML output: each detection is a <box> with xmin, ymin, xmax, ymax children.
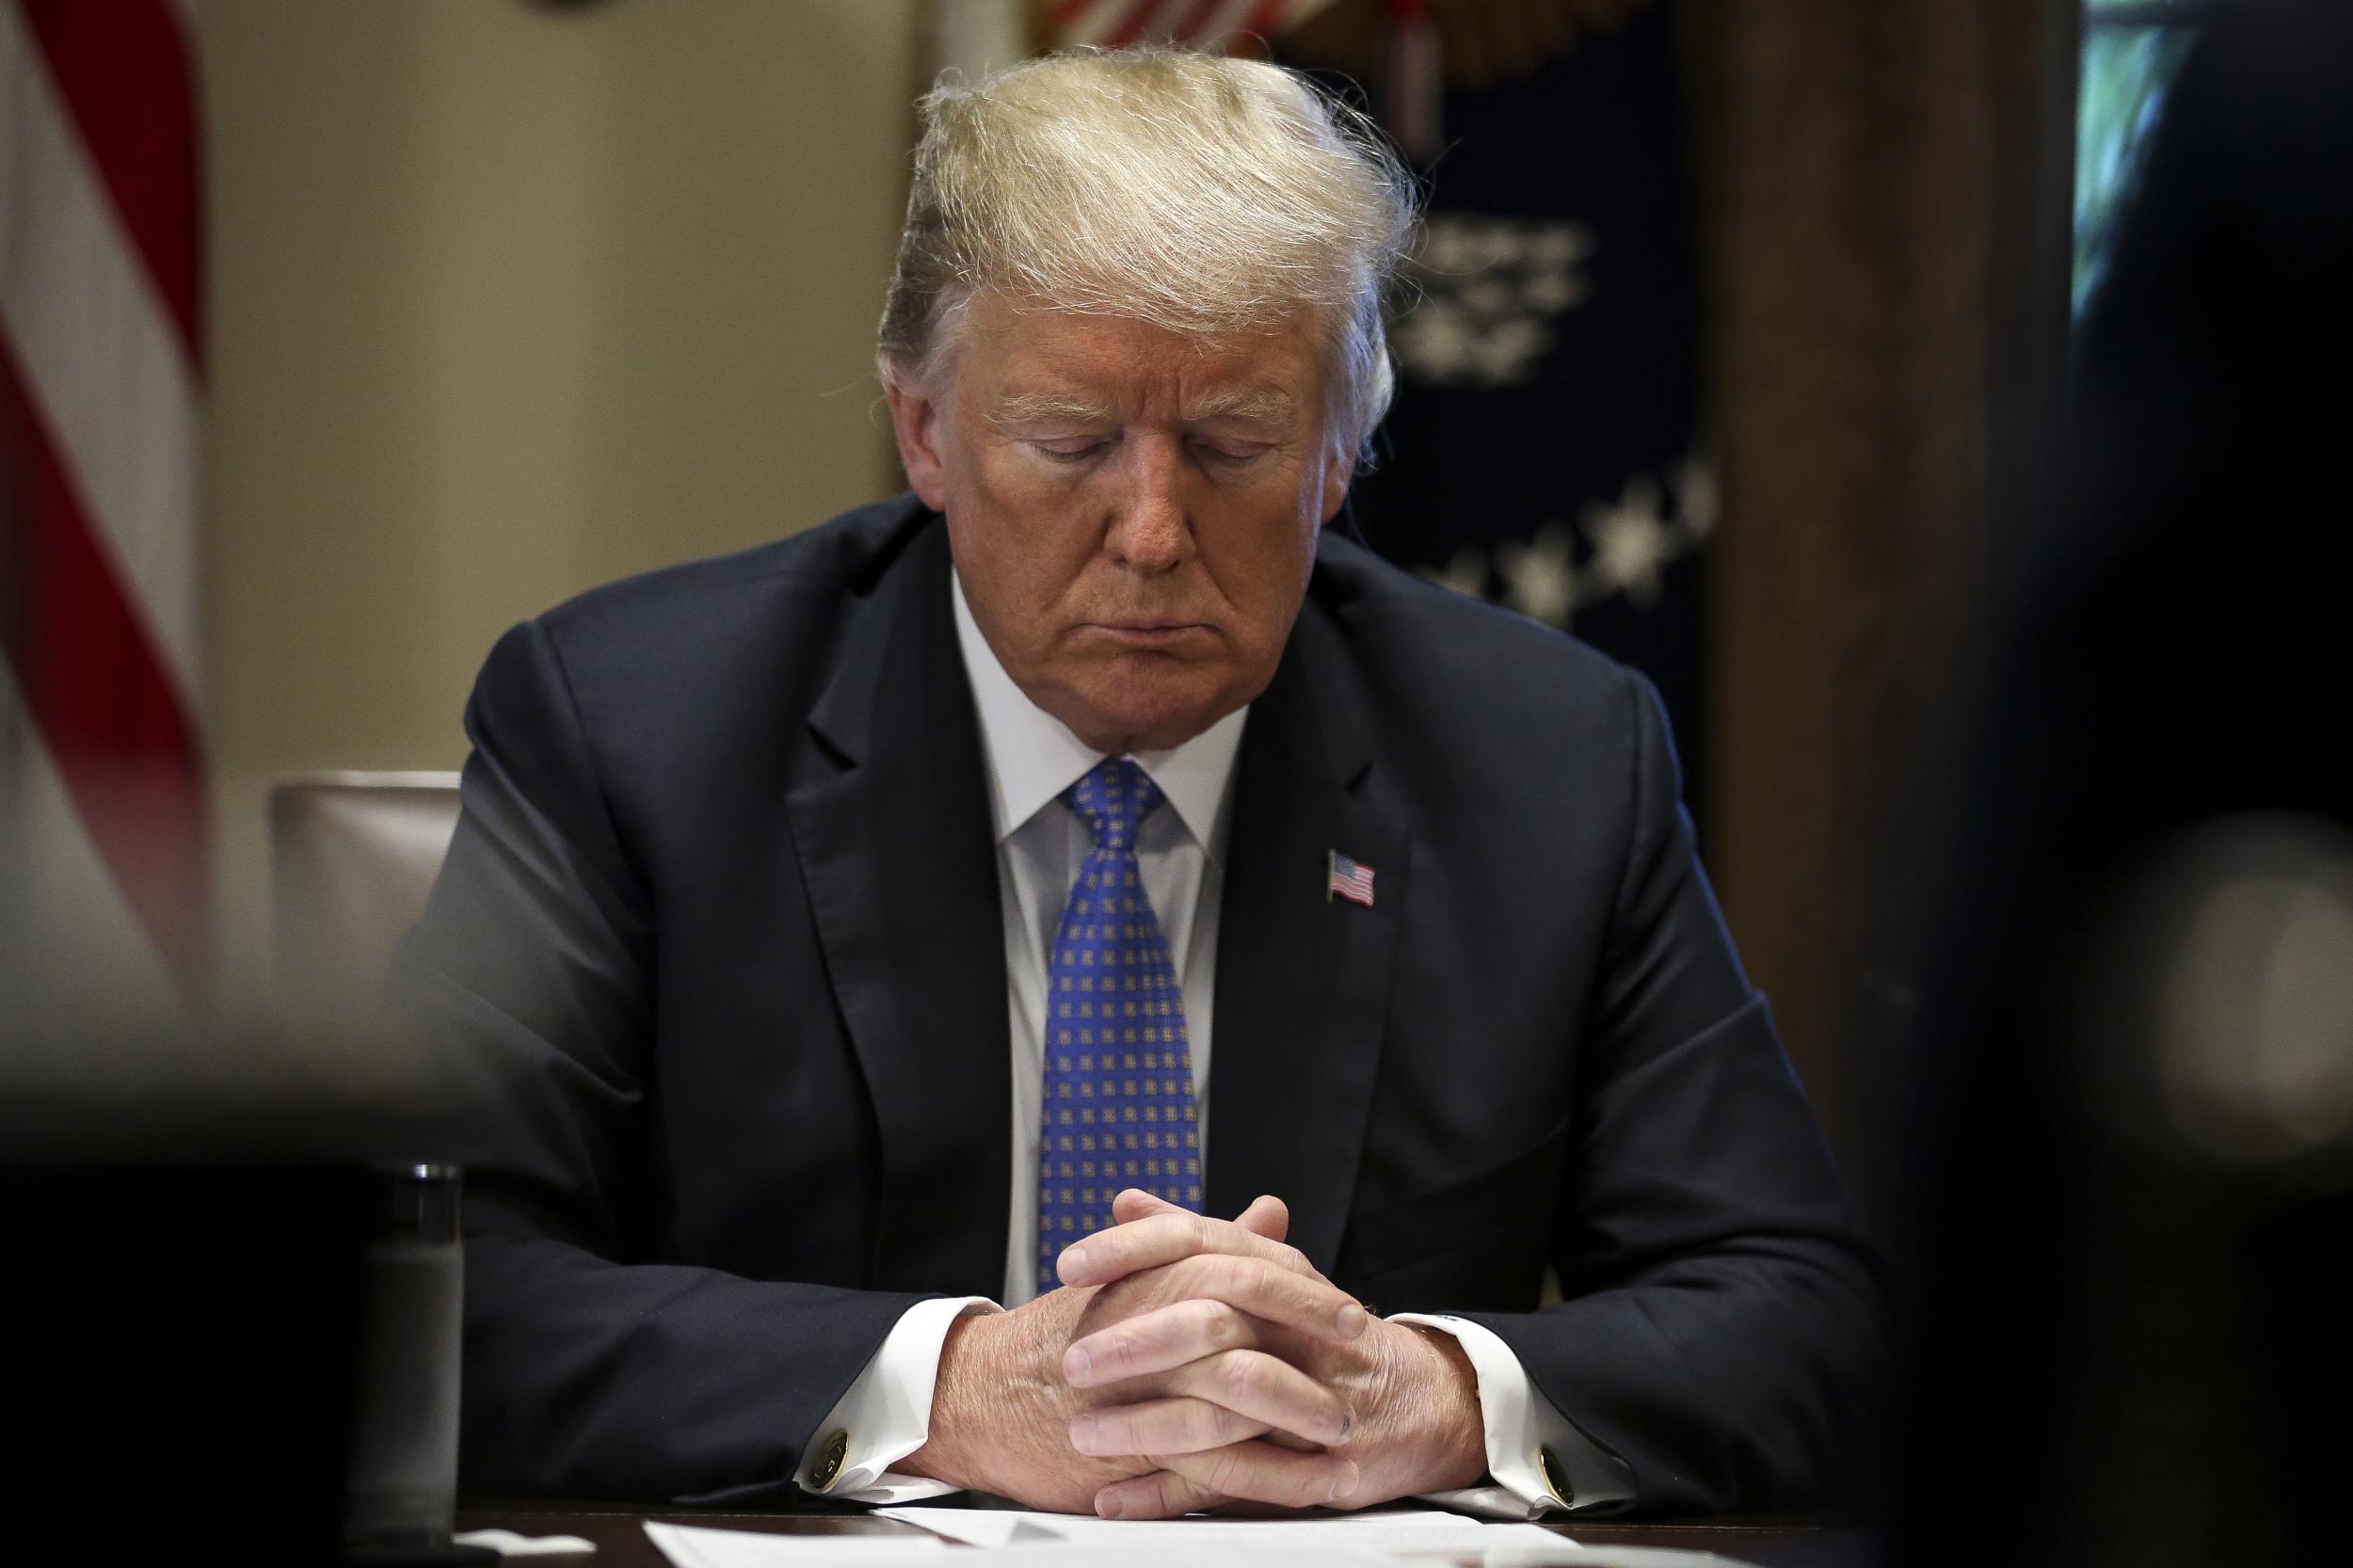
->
<box><xmin>452</xmin><ymin>1528</ymin><xmax>599</xmax><ymax>1557</ymax></box>
<box><xmin>875</xmin><ymin>1503</ymin><xmax>1567</xmax><ymax>1556</ymax></box>
<box><xmin>1479</xmin><ymin>1547</ymin><xmax>1770</xmax><ymax>1568</ymax></box>
<box><xmin>940</xmin><ymin>1546</ymin><xmax>1497</xmax><ymax>1568</ymax></box>
<box><xmin>643</xmin><ymin>1519</ymin><xmax>950</xmax><ymax>1567</ymax></box>
<box><xmin>651</xmin><ymin>1509</ymin><xmax>1772</xmax><ymax>1568</ymax></box>
<box><xmin>947</xmin><ymin>1534</ymin><xmax>1773</xmax><ymax>1568</ymax></box>
<box><xmin>863</xmin><ymin>1507</ymin><xmax>1058</xmax><ymax>1549</ymax></box>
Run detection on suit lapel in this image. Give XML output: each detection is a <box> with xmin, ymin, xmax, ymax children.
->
<box><xmin>784</xmin><ymin>515</ymin><xmax>1012</xmax><ymax>1296</ymax></box>
<box><xmin>1208</xmin><ymin>597</ymin><xmax>1406</xmax><ymax>1275</ymax></box>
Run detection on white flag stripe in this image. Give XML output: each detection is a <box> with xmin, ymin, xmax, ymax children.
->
<box><xmin>0</xmin><ymin>2</ymin><xmax>203</xmax><ymax>704</ymax></box>
<box><xmin>934</xmin><ymin>0</ymin><xmax>1028</xmax><ymax>81</ymax></box>
<box><xmin>1188</xmin><ymin>0</ymin><xmax>1265</xmax><ymax>48</ymax></box>
<box><xmin>0</xmin><ymin>663</ymin><xmax>183</xmax><ymax>1028</ymax></box>
<box><xmin>1064</xmin><ymin>1</ymin><xmax>1163</xmax><ymax>46</ymax></box>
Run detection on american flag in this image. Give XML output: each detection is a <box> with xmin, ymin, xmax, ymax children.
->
<box><xmin>924</xmin><ymin>2</ymin><xmax>1349</xmax><ymax>113</ymax></box>
<box><xmin>1327</xmin><ymin>850</ymin><xmax>1375</xmax><ymax>907</ymax></box>
<box><xmin>1</xmin><ymin>0</ymin><xmax>209</xmax><ymax>1009</ymax></box>
<box><xmin>1052</xmin><ymin>0</ymin><xmax>1340</xmax><ymax>53</ymax></box>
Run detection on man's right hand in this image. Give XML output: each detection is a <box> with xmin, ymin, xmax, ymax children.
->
<box><xmin>899</xmin><ymin>1196</ymin><xmax>1364</xmax><ymax>1513</ymax></box>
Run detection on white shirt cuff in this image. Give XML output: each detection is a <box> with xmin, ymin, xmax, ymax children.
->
<box><xmin>794</xmin><ymin>1295</ymin><xmax>1000</xmax><ymax>1502</ymax></box>
<box><xmin>1390</xmin><ymin>1311</ymin><xmax>1636</xmax><ymax>1519</ymax></box>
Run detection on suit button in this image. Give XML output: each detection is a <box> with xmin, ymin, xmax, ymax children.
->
<box><xmin>1537</xmin><ymin>1445</ymin><xmax>1573</xmax><ymax>1509</ymax></box>
<box><xmin>810</xmin><ymin>1428</ymin><xmax>850</xmax><ymax>1492</ymax></box>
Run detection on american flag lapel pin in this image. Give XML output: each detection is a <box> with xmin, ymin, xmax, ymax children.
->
<box><xmin>1326</xmin><ymin>850</ymin><xmax>1375</xmax><ymax>908</ymax></box>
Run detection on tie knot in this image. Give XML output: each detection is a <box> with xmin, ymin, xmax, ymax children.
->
<box><xmin>1064</xmin><ymin>758</ymin><xmax>1162</xmax><ymax>853</ymax></box>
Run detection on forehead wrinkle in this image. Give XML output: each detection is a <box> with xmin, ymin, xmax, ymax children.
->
<box><xmin>965</xmin><ymin>296</ymin><xmax>1321</xmax><ymax>433</ymax></box>
<box><xmin>984</xmin><ymin>384</ymin><xmax>1300</xmax><ymax>432</ymax></box>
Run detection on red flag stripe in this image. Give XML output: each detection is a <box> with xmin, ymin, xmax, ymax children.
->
<box><xmin>1174</xmin><ymin>0</ymin><xmax>1231</xmax><ymax>40</ymax></box>
<box><xmin>0</xmin><ymin>340</ymin><xmax>209</xmax><ymax>998</ymax></box>
<box><xmin>12</xmin><ymin>0</ymin><xmax>200</xmax><ymax>362</ymax></box>
<box><xmin>1244</xmin><ymin>0</ymin><xmax>1293</xmax><ymax>42</ymax></box>
<box><xmin>1</xmin><ymin>0</ymin><xmax>204</xmax><ymax>702</ymax></box>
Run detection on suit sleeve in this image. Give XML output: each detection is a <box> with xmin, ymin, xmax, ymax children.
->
<box><xmin>386</xmin><ymin>618</ymin><xmax>933</xmax><ymax>1504</ymax></box>
<box><xmin>1454</xmin><ymin>668</ymin><xmax>1887</xmax><ymax>1514</ymax></box>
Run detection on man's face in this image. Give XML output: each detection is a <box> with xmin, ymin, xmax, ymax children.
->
<box><xmin>888</xmin><ymin>294</ymin><xmax>1353</xmax><ymax>754</ymax></box>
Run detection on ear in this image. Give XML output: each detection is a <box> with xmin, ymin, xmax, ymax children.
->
<box><xmin>1318</xmin><ymin>439</ymin><xmax>1357</xmax><ymax>529</ymax></box>
<box><xmin>885</xmin><ymin>375</ymin><xmax>951</xmax><ymax>512</ymax></box>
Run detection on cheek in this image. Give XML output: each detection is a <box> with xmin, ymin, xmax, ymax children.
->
<box><xmin>1248</xmin><ymin>477</ymin><xmax>1326</xmax><ymax>592</ymax></box>
<box><xmin>1199</xmin><ymin>513</ymin><xmax>1316</xmax><ymax>635</ymax></box>
<box><xmin>951</xmin><ymin>458</ymin><xmax>1096</xmax><ymax>615</ymax></box>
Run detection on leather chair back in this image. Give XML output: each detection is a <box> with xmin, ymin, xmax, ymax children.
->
<box><xmin>269</xmin><ymin>772</ymin><xmax>460</xmax><ymax>1030</ymax></box>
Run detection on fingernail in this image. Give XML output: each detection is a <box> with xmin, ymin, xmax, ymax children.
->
<box><xmin>1098</xmin><ymin>1492</ymin><xmax>1127</xmax><ymax>1520</ymax></box>
<box><xmin>1329</xmin><ymin>1460</ymin><xmax>1359</xmax><ymax>1503</ymax></box>
<box><xmin>1063</xmin><ymin>1344</ymin><xmax>1094</xmax><ymax>1385</ymax></box>
<box><xmin>1059</xmin><ymin>1244</ymin><xmax>1091</xmax><ymax>1280</ymax></box>
<box><xmin>1070</xmin><ymin>1415</ymin><xmax>1101</xmax><ymax>1453</ymax></box>
<box><xmin>1335</xmin><ymin>1303</ymin><xmax>1369</xmax><ymax>1338</ymax></box>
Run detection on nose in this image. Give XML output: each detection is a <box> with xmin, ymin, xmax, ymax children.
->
<box><xmin>1101</xmin><ymin>435</ymin><xmax>1192</xmax><ymax>574</ymax></box>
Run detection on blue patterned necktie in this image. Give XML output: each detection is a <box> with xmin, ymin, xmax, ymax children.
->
<box><xmin>1036</xmin><ymin>757</ymin><xmax>1204</xmax><ymax>1294</ymax></box>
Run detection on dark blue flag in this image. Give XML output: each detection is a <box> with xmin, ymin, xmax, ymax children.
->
<box><xmin>1292</xmin><ymin>2</ymin><xmax>1711</xmax><ymax>806</ymax></box>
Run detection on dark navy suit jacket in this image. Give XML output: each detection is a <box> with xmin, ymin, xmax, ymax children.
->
<box><xmin>390</xmin><ymin>495</ymin><xmax>1881</xmax><ymax>1511</ymax></box>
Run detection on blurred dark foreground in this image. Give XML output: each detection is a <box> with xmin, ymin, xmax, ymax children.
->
<box><xmin>1894</xmin><ymin>3</ymin><xmax>2353</xmax><ymax>1566</ymax></box>
<box><xmin>0</xmin><ymin>1162</ymin><xmax>369</xmax><ymax>1566</ymax></box>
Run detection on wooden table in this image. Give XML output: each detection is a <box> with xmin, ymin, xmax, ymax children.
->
<box><xmin>460</xmin><ymin>1501</ymin><xmax>1877</xmax><ymax>1568</ymax></box>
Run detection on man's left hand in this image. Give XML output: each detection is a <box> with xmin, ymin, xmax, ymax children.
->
<box><xmin>1056</xmin><ymin>1189</ymin><xmax>1490</xmax><ymax>1519</ymax></box>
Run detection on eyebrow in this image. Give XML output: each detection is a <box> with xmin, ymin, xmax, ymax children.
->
<box><xmin>1182</xmin><ymin>389</ymin><xmax>1298</xmax><ymax>426</ymax></box>
<box><xmin>985</xmin><ymin>392</ymin><xmax>1115</xmax><ymax>429</ymax></box>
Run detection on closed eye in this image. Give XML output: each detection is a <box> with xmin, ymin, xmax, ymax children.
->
<box><xmin>1031</xmin><ymin>438</ymin><xmax>1112</xmax><ymax>463</ymax></box>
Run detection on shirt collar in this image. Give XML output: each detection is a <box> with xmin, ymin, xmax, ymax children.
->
<box><xmin>952</xmin><ymin>568</ymin><xmax>1247</xmax><ymax>859</ymax></box>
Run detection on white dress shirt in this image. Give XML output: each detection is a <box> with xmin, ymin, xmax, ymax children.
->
<box><xmin>794</xmin><ymin>570</ymin><xmax>1633</xmax><ymax>1516</ymax></box>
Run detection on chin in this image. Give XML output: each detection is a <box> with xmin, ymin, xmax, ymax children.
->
<box><xmin>1061</xmin><ymin>662</ymin><xmax>1241</xmax><ymax>752</ymax></box>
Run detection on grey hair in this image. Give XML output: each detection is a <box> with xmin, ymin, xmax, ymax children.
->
<box><xmin>876</xmin><ymin>46</ymin><xmax>1417</xmax><ymax>459</ymax></box>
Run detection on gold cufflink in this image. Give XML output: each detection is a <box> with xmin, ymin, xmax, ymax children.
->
<box><xmin>1537</xmin><ymin>1445</ymin><xmax>1573</xmax><ymax>1509</ymax></box>
<box><xmin>810</xmin><ymin>1428</ymin><xmax>850</xmax><ymax>1492</ymax></box>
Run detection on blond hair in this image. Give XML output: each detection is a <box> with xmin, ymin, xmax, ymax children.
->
<box><xmin>877</xmin><ymin>47</ymin><xmax>1417</xmax><ymax>456</ymax></box>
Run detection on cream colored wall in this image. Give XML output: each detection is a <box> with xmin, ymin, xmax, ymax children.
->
<box><xmin>200</xmin><ymin>0</ymin><xmax>914</xmax><ymax>1005</ymax></box>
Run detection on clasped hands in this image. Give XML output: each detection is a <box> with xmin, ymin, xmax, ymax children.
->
<box><xmin>902</xmin><ymin>1190</ymin><xmax>1487</xmax><ymax>1517</ymax></box>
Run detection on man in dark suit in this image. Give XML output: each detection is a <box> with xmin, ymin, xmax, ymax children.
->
<box><xmin>392</xmin><ymin>47</ymin><xmax>1879</xmax><ymax>1519</ymax></box>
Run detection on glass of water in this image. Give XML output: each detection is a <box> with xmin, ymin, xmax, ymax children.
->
<box><xmin>344</xmin><ymin>1162</ymin><xmax>479</xmax><ymax>1563</ymax></box>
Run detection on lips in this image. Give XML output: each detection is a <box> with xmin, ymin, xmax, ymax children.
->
<box><xmin>1087</xmin><ymin>620</ymin><xmax>1212</xmax><ymax>648</ymax></box>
